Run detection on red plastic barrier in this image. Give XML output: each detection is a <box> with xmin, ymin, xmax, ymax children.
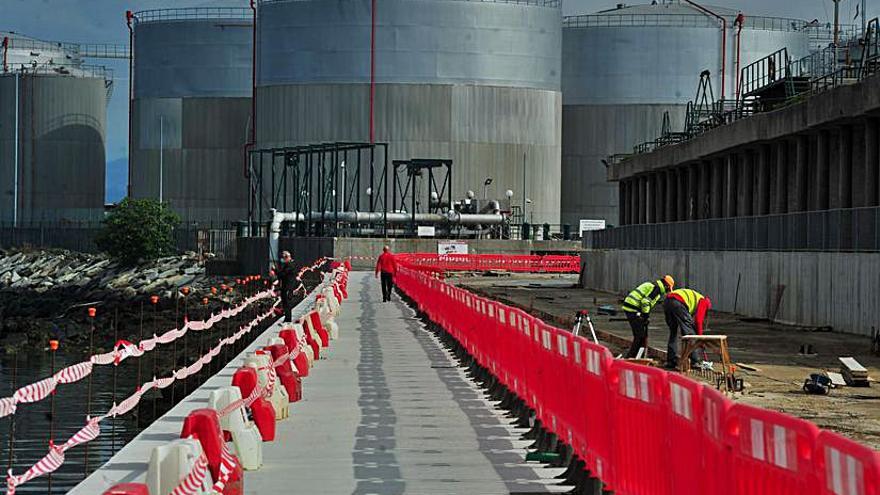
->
<box><xmin>181</xmin><ymin>409</ymin><xmax>244</xmax><ymax>495</ymax></box>
<box><xmin>815</xmin><ymin>430</ymin><xmax>880</xmax><ymax>495</ymax></box>
<box><xmin>308</xmin><ymin>311</ymin><xmax>330</xmax><ymax>348</ymax></box>
<box><xmin>264</xmin><ymin>344</ymin><xmax>301</xmax><ymax>402</ymax></box>
<box><xmin>231</xmin><ymin>367</ymin><xmax>276</xmax><ymax>441</ymax></box>
<box><xmin>394</xmin><ymin>253</ymin><xmax>580</xmax><ymax>274</ymax></box>
<box><xmin>389</xmin><ymin>264</ymin><xmax>880</xmax><ymax>494</ymax></box>
<box><xmin>700</xmin><ymin>385</ymin><xmax>733</xmax><ymax>494</ymax></box>
<box><xmin>610</xmin><ymin>361</ymin><xmax>672</xmax><ymax>495</ymax></box>
<box><xmin>102</xmin><ymin>484</ymin><xmax>150</xmax><ymax>495</ymax></box>
<box><xmin>279</xmin><ymin>328</ymin><xmax>309</xmax><ymax>377</ymax></box>
<box><xmin>725</xmin><ymin>403</ymin><xmax>820</xmax><ymax>495</ymax></box>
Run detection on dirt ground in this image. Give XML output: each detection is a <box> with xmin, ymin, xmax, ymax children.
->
<box><xmin>452</xmin><ymin>273</ymin><xmax>880</xmax><ymax>449</ymax></box>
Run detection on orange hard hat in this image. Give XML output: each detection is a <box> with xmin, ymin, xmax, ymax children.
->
<box><xmin>662</xmin><ymin>275</ymin><xmax>675</xmax><ymax>290</ymax></box>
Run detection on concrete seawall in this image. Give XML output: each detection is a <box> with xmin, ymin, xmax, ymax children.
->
<box><xmin>582</xmin><ymin>249</ymin><xmax>880</xmax><ymax>337</ymax></box>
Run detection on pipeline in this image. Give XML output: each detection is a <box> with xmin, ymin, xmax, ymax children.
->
<box><xmin>734</xmin><ymin>13</ymin><xmax>746</xmax><ymax>101</ymax></box>
<box><xmin>125</xmin><ymin>11</ymin><xmax>135</xmax><ymax>198</ymax></box>
<box><xmin>1</xmin><ymin>36</ymin><xmax>8</xmax><ymax>73</ymax></box>
<box><xmin>244</xmin><ymin>0</ymin><xmax>257</xmax><ymax>178</ymax></box>
<box><xmin>684</xmin><ymin>0</ymin><xmax>727</xmax><ymax>100</ymax></box>
<box><xmin>268</xmin><ymin>208</ymin><xmax>505</xmax><ymax>263</ymax></box>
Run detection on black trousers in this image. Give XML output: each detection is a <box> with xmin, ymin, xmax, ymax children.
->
<box><xmin>663</xmin><ymin>298</ymin><xmax>698</xmax><ymax>366</ymax></box>
<box><xmin>380</xmin><ymin>272</ymin><xmax>394</xmax><ymax>302</ymax></box>
<box><xmin>624</xmin><ymin>311</ymin><xmax>649</xmax><ymax>358</ymax></box>
<box><xmin>281</xmin><ymin>289</ymin><xmax>294</xmax><ymax>322</ymax></box>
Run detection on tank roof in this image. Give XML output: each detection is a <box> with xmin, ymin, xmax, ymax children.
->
<box><xmin>132</xmin><ymin>7</ymin><xmax>253</xmax><ymax>24</ymax></box>
<box><xmin>258</xmin><ymin>0</ymin><xmax>560</xmax><ymax>6</ymax></box>
<box><xmin>565</xmin><ymin>1</ymin><xmax>805</xmax><ymax>31</ymax></box>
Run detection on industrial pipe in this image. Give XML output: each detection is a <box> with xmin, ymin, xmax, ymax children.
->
<box><xmin>268</xmin><ymin>208</ymin><xmax>505</xmax><ymax>262</ymax></box>
<box><xmin>369</xmin><ymin>0</ymin><xmax>376</xmax><ymax>143</ymax></box>
<box><xmin>683</xmin><ymin>0</ymin><xmax>727</xmax><ymax>100</ymax></box>
<box><xmin>734</xmin><ymin>13</ymin><xmax>745</xmax><ymax>101</ymax></box>
<box><xmin>2</xmin><ymin>36</ymin><xmax>8</xmax><ymax>73</ymax></box>
<box><xmin>245</xmin><ymin>0</ymin><xmax>257</xmax><ymax>177</ymax></box>
<box><xmin>126</xmin><ymin>11</ymin><xmax>134</xmax><ymax>198</ymax></box>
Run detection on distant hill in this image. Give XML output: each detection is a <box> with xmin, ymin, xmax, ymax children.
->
<box><xmin>105</xmin><ymin>157</ymin><xmax>128</xmax><ymax>204</ymax></box>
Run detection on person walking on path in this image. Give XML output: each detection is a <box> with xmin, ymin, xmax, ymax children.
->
<box><xmin>663</xmin><ymin>288</ymin><xmax>712</xmax><ymax>369</ymax></box>
<box><xmin>375</xmin><ymin>246</ymin><xmax>397</xmax><ymax>302</ymax></box>
<box><xmin>620</xmin><ymin>275</ymin><xmax>675</xmax><ymax>358</ymax></box>
<box><xmin>273</xmin><ymin>250</ymin><xmax>297</xmax><ymax>322</ymax></box>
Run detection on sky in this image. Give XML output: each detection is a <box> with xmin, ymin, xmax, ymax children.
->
<box><xmin>3</xmin><ymin>0</ymin><xmax>875</xmax><ymax>201</ymax></box>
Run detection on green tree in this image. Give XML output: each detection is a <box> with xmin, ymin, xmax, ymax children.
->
<box><xmin>96</xmin><ymin>198</ymin><xmax>181</xmax><ymax>265</ymax></box>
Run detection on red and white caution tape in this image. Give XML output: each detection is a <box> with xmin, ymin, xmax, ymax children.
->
<box><xmin>0</xmin><ymin>289</ymin><xmax>275</xmax><ymax>420</ymax></box>
<box><xmin>3</xmin><ymin>303</ymin><xmax>278</xmax><ymax>494</ymax></box>
<box><xmin>169</xmin><ymin>452</ymin><xmax>210</xmax><ymax>495</ymax></box>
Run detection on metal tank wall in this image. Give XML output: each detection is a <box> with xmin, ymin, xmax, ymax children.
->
<box><xmin>130</xmin><ymin>9</ymin><xmax>253</xmax><ymax>224</ymax></box>
<box><xmin>0</xmin><ymin>74</ymin><xmax>106</xmax><ymax>223</ymax></box>
<box><xmin>561</xmin><ymin>5</ymin><xmax>810</xmax><ymax>228</ymax></box>
<box><xmin>256</xmin><ymin>0</ymin><xmax>562</xmax><ymax>224</ymax></box>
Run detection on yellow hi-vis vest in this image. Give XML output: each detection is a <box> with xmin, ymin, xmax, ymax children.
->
<box><xmin>622</xmin><ymin>280</ymin><xmax>667</xmax><ymax>314</ymax></box>
<box><xmin>669</xmin><ymin>288</ymin><xmax>706</xmax><ymax>314</ymax></box>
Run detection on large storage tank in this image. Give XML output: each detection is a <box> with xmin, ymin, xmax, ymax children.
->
<box><xmin>561</xmin><ymin>1</ymin><xmax>810</xmax><ymax>227</ymax></box>
<box><xmin>130</xmin><ymin>8</ymin><xmax>253</xmax><ymax>224</ymax></box>
<box><xmin>0</xmin><ymin>32</ymin><xmax>109</xmax><ymax>223</ymax></box>
<box><xmin>256</xmin><ymin>0</ymin><xmax>562</xmax><ymax>223</ymax></box>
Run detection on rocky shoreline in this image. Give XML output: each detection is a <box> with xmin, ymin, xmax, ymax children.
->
<box><xmin>0</xmin><ymin>249</ymin><xmax>268</xmax><ymax>354</ymax></box>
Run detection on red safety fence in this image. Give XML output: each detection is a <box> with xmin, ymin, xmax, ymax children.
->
<box><xmin>395</xmin><ymin>264</ymin><xmax>880</xmax><ymax>495</ymax></box>
<box><xmin>394</xmin><ymin>253</ymin><xmax>580</xmax><ymax>274</ymax></box>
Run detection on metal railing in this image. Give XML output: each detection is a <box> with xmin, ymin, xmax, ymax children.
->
<box><xmin>583</xmin><ymin>207</ymin><xmax>880</xmax><ymax>252</ymax></box>
<box><xmin>3</xmin><ymin>62</ymin><xmax>112</xmax><ymax>80</ymax></box>
<box><xmin>132</xmin><ymin>7</ymin><xmax>253</xmax><ymax>24</ymax></box>
<box><xmin>259</xmin><ymin>0</ymin><xmax>559</xmax><ymax>5</ymax></box>
<box><xmin>563</xmin><ymin>13</ymin><xmax>803</xmax><ymax>31</ymax></box>
<box><xmin>0</xmin><ymin>222</ymin><xmax>240</xmax><ymax>259</ymax></box>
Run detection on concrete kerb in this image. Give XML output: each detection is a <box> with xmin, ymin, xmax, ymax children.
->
<box><xmin>68</xmin><ymin>277</ymin><xmax>329</xmax><ymax>494</ymax></box>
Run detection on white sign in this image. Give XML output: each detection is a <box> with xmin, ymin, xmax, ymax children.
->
<box><xmin>417</xmin><ymin>226</ymin><xmax>436</xmax><ymax>237</ymax></box>
<box><xmin>579</xmin><ymin>219</ymin><xmax>606</xmax><ymax>234</ymax></box>
<box><xmin>438</xmin><ymin>241</ymin><xmax>468</xmax><ymax>255</ymax></box>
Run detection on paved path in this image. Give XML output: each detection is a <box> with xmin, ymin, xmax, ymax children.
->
<box><xmin>73</xmin><ymin>272</ymin><xmax>565</xmax><ymax>494</ymax></box>
<box><xmin>246</xmin><ymin>272</ymin><xmax>565</xmax><ymax>494</ymax></box>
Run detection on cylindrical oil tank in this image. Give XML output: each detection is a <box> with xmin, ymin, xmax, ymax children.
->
<box><xmin>561</xmin><ymin>2</ymin><xmax>810</xmax><ymax>227</ymax></box>
<box><xmin>256</xmin><ymin>0</ymin><xmax>562</xmax><ymax>223</ymax></box>
<box><xmin>130</xmin><ymin>8</ymin><xmax>253</xmax><ymax>224</ymax></box>
<box><xmin>0</xmin><ymin>32</ymin><xmax>108</xmax><ymax>223</ymax></box>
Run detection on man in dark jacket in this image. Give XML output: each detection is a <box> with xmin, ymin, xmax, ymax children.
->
<box><xmin>274</xmin><ymin>250</ymin><xmax>297</xmax><ymax>321</ymax></box>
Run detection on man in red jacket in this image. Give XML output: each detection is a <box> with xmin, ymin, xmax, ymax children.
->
<box><xmin>375</xmin><ymin>245</ymin><xmax>397</xmax><ymax>302</ymax></box>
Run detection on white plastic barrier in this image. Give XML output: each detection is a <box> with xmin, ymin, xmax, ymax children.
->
<box><xmin>316</xmin><ymin>298</ymin><xmax>339</xmax><ymax>340</ymax></box>
<box><xmin>208</xmin><ymin>387</ymin><xmax>263</xmax><ymax>471</ymax></box>
<box><xmin>244</xmin><ymin>354</ymin><xmax>289</xmax><ymax>420</ymax></box>
<box><xmin>146</xmin><ymin>438</ymin><xmax>212</xmax><ymax>495</ymax></box>
<box><xmin>321</xmin><ymin>286</ymin><xmax>341</xmax><ymax>316</ymax></box>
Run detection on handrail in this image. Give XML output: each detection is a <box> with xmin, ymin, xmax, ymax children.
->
<box><xmin>563</xmin><ymin>13</ymin><xmax>804</xmax><ymax>31</ymax></box>
<box><xmin>132</xmin><ymin>7</ymin><xmax>254</xmax><ymax>24</ymax></box>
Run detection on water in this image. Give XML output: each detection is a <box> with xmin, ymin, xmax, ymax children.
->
<box><xmin>0</xmin><ymin>305</ymin><xmax>273</xmax><ymax>494</ymax></box>
<box><xmin>0</xmin><ymin>350</ymin><xmax>141</xmax><ymax>494</ymax></box>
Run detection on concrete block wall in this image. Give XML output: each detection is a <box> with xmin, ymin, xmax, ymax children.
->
<box><xmin>582</xmin><ymin>249</ymin><xmax>880</xmax><ymax>337</ymax></box>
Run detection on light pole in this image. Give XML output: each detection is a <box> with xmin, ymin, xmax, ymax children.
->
<box><xmin>158</xmin><ymin>115</ymin><xmax>164</xmax><ymax>203</ymax></box>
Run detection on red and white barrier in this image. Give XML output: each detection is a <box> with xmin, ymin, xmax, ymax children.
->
<box><xmin>394</xmin><ymin>262</ymin><xmax>880</xmax><ymax>495</ymax></box>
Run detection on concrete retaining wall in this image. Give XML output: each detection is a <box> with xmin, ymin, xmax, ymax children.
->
<box><xmin>582</xmin><ymin>249</ymin><xmax>880</xmax><ymax>337</ymax></box>
<box><xmin>238</xmin><ymin>236</ymin><xmax>581</xmax><ymax>273</ymax></box>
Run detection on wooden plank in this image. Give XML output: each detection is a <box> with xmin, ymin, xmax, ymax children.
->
<box><xmin>826</xmin><ymin>372</ymin><xmax>847</xmax><ymax>387</ymax></box>
<box><xmin>839</xmin><ymin>357</ymin><xmax>868</xmax><ymax>373</ymax></box>
<box><xmin>735</xmin><ymin>362</ymin><xmax>761</xmax><ymax>372</ymax></box>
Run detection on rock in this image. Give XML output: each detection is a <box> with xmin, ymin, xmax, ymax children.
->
<box><xmin>10</xmin><ymin>272</ymin><xmax>21</xmax><ymax>283</ymax></box>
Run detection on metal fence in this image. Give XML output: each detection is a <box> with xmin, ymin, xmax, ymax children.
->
<box><xmin>583</xmin><ymin>207</ymin><xmax>880</xmax><ymax>252</ymax></box>
<box><xmin>563</xmin><ymin>13</ymin><xmax>803</xmax><ymax>31</ymax></box>
<box><xmin>0</xmin><ymin>223</ymin><xmax>239</xmax><ymax>259</ymax></box>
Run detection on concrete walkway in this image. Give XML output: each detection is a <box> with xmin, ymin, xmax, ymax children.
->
<box><xmin>246</xmin><ymin>272</ymin><xmax>565</xmax><ymax>494</ymax></box>
<box><xmin>72</xmin><ymin>272</ymin><xmax>566</xmax><ymax>494</ymax></box>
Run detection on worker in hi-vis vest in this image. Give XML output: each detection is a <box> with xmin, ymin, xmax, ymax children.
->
<box><xmin>663</xmin><ymin>288</ymin><xmax>712</xmax><ymax>369</ymax></box>
<box><xmin>620</xmin><ymin>275</ymin><xmax>675</xmax><ymax>358</ymax></box>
